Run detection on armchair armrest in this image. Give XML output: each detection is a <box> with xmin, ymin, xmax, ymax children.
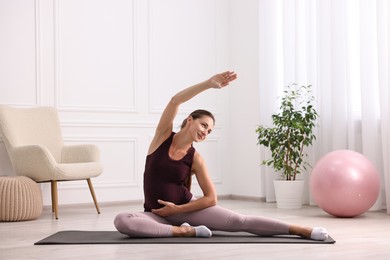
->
<box><xmin>11</xmin><ymin>145</ymin><xmax>57</xmax><ymax>182</ymax></box>
<box><xmin>61</xmin><ymin>144</ymin><xmax>100</xmax><ymax>163</ymax></box>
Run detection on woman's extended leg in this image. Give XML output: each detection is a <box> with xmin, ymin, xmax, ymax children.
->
<box><xmin>167</xmin><ymin>205</ymin><xmax>289</xmax><ymax>236</ymax></box>
<box><xmin>166</xmin><ymin>205</ymin><xmax>327</xmax><ymax>240</ymax></box>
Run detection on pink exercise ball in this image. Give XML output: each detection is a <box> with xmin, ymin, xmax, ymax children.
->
<box><xmin>310</xmin><ymin>150</ymin><xmax>380</xmax><ymax>217</ymax></box>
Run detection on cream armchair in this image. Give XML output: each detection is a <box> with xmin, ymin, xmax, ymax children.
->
<box><xmin>0</xmin><ymin>105</ymin><xmax>103</xmax><ymax>219</ymax></box>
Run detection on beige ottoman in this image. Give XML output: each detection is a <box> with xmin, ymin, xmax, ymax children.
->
<box><xmin>0</xmin><ymin>176</ymin><xmax>43</xmax><ymax>221</ymax></box>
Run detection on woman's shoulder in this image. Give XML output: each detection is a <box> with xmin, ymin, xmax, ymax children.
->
<box><xmin>192</xmin><ymin>150</ymin><xmax>204</xmax><ymax>164</ymax></box>
<box><xmin>147</xmin><ymin>131</ymin><xmax>175</xmax><ymax>155</ymax></box>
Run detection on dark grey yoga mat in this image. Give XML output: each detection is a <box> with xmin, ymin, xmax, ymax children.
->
<box><xmin>34</xmin><ymin>230</ymin><xmax>336</xmax><ymax>245</ymax></box>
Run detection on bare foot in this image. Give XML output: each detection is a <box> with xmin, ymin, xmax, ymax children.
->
<box><xmin>172</xmin><ymin>223</ymin><xmax>212</xmax><ymax>238</ymax></box>
<box><xmin>172</xmin><ymin>225</ymin><xmax>196</xmax><ymax>237</ymax></box>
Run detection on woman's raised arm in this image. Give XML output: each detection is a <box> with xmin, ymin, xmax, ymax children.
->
<box><xmin>148</xmin><ymin>71</ymin><xmax>237</xmax><ymax>154</ymax></box>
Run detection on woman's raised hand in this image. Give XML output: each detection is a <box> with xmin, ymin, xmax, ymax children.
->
<box><xmin>208</xmin><ymin>71</ymin><xmax>237</xmax><ymax>89</ymax></box>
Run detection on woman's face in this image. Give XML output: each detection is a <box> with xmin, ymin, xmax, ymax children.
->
<box><xmin>188</xmin><ymin>116</ymin><xmax>214</xmax><ymax>142</ymax></box>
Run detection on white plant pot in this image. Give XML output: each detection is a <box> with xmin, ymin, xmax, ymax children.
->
<box><xmin>273</xmin><ymin>180</ymin><xmax>304</xmax><ymax>209</ymax></box>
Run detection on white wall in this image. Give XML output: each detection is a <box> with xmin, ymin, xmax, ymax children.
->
<box><xmin>0</xmin><ymin>0</ymin><xmax>263</xmax><ymax>205</ymax></box>
<box><xmin>228</xmin><ymin>0</ymin><xmax>263</xmax><ymax>197</ymax></box>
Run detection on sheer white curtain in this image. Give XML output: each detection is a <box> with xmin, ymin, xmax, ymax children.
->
<box><xmin>258</xmin><ymin>0</ymin><xmax>390</xmax><ymax>213</ymax></box>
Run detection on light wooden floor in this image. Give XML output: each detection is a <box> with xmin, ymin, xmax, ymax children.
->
<box><xmin>1</xmin><ymin>198</ymin><xmax>389</xmax><ymax>260</ymax></box>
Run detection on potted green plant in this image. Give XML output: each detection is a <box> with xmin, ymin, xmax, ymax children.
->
<box><xmin>256</xmin><ymin>84</ymin><xmax>318</xmax><ymax>209</ymax></box>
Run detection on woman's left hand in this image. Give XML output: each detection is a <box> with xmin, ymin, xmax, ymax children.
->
<box><xmin>151</xmin><ymin>199</ymin><xmax>178</xmax><ymax>217</ymax></box>
<box><xmin>208</xmin><ymin>71</ymin><xmax>237</xmax><ymax>89</ymax></box>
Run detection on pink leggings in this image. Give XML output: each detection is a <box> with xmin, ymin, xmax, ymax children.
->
<box><xmin>114</xmin><ymin>203</ymin><xmax>290</xmax><ymax>237</ymax></box>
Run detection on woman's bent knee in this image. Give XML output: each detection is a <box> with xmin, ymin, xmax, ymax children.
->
<box><xmin>114</xmin><ymin>213</ymin><xmax>134</xmax><ymax>234</ymax></box>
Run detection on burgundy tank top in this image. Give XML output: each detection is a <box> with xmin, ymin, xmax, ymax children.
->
<box><xmin>143</xmin><ymin>132</ymin><xmax>195</xmax><ymax>212</ymax></box>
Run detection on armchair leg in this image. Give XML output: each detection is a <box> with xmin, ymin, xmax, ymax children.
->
<box><xmin>51</xmin><ymin>180</ymin><xmax>59</xmax><ymax>219</ymax></box>
<box><xmin>51</xmin><ymin>182</ymin><xmax>54</xmax><ymax>213</ymax></box>
<box><xmin>87</xmin><ymin>178</ymin><xmax>100</xmax><ymax>214</ymax></box>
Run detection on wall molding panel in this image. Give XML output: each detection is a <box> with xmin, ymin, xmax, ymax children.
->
<box><xmin>53</xmin><ymin>0</ymin><xmax>137</xmax><ymax>113</ymax></box>
<box><xmin>61</xmin><ymin>121</ymin><xmax>156</xmax><ymax>129</ymax></box>
<box><xmin>0</xmin><ymin>0</ymin><xmax>41</xmax><ymax>106</ymax></box>
<box><xmin>34</xmin><ymin>0</ymin><xmax>42</xmax><ymax>106</ymax></box>
<box><xmin>62</xmin><ymin>135</ymin><xmax>140</xmax><ymax>187</ymax></box>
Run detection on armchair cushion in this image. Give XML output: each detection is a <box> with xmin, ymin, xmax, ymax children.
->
<box><xmin>61</xmin><ymin>144</ymin><xmax>101</xmax><ymax>163</ymax></box>
<box><xmin>56</xmin><ymin>162</ymin><xmax>103</xmax><ymax>180</ymax></box>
